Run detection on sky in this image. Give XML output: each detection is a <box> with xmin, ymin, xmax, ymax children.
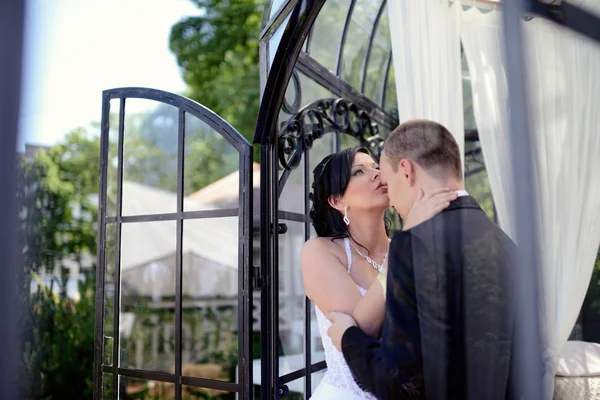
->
<box><xmin>18</xmin><ymin>0</ymin><xmax>201</xmax><ymax>151</ymax></box>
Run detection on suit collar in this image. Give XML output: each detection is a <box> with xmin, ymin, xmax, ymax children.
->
<box><xmin>443</xmin><ymin>195</ymin><xmax>482</xmax><ymax>213</ymax></box>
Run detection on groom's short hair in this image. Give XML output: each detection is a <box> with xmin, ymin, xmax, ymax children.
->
<box><xmin>384</xmin><ymin>119</ymin><xmax>462</xmax><ymax>180</ymax></box>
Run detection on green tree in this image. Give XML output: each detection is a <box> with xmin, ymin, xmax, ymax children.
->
<box><xmin>169</xmin><ymin>0</ymin><xmax>262</xmax><ymax>144</ymax></box>
<box><xmin>117</xmin><ymin>103</ymin><xmax>238</xmax><ymax>195</ymax></box>
<box><xmin>17</xmin><ymin>129</ymin><xmax>100</xmax><ymax>399</ymax></box>
<box><xmin>17</xmin><ymin>119</ymin><xmax>239</xmax><ymax>398</ymax></box>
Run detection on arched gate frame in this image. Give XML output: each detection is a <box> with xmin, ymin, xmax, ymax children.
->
<box><xmin>93</xmin><ymin>88</ymin><xmax>254</xmax><ymax>399</ymax></box>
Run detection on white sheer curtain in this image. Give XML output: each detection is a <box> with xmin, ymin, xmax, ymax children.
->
<box><xmin>461</xmin><ymin>6</ymin><xmax>600</xmax><ymax>397</ymax></box>
<box><xmin>387</xmin><ymin>0</ymin><xmax>465</xmax><ymax>161</ymax></box>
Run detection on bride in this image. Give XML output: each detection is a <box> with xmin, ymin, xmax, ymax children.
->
<box><xmin>301</xmin><ymin>147</ymin><xmax>456</xmax><ymax>399</ymax></box>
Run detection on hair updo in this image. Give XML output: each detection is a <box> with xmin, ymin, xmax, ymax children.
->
<box><xmin>308</xmin><ymin>147</ymin><xmax>370</xmax><ymax>238</ymax></box>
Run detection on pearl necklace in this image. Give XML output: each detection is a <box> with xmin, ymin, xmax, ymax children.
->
<box><xmin>349</xmin><ymin>242</ymin><xmax>388</xmax><ymax>274</ymax></box>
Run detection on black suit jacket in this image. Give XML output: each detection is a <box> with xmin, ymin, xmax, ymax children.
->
<box><xmin>341</xmin><ymin>196</ymin><xmax>517</xmax><ymax>400</ymax></box>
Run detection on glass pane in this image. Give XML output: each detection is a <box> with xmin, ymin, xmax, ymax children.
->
<box><xmin>278</xmin><ymin>70</ymin><xmax>336</xmax><ymax>128</ymax></box>
<box><xmin>107</xmin><ymin>99</ymin><xmax>120</xmax><ymax>217</ymax></box>
<box><xmin>340</xmin><ymin>0</ymin><xmax>384</xmax><ymax>90</ymax></box>
<box><xmin>102</xmin><ymin>373</ymin><xmax>113</xmax><ymax>400</ymax></box>
<box><xmin>122</xmin><ymin>99</ymin><xmax>179</xmax><ymax>216</ymax></box>
<box><xmin>103</xmin><ymin>223</ymin><xmax>116</xmax><ymax>366</ymax></box>
<box><xmin>270</xmin><ymin>0</ymin><xmax>289</xmax><ymax>19</ymax></box>
<box><xmin>464</xmin><ymin>166</ymin><xmax>494</xmax><ymax>220</ymax></box>
<box><xmin>278</xmin><ymin>222</ymin><xmax>306</xmax><ymax>373</ymax></box>
<box><xmin>462</xmin><ymin>49</ymin><xmax>476</xmax><ymax>130</ymax></box>
<box><xmin>278</xmin><ymin>160</ymin><xmax>305</xmax><ymax>214</ymax></box>
<box><xmin>118</xmin><ymin>376</ymin><xmax>175</xmax><ymax>400</ymax></box>
<box><xmin>183</xmin><ymin>113</ymin><xmax>239</xmax><ymax>211</ymax></box>
<box><xmin>308</xmin><ymin>133</ymin><xmax>334</xmax><ymax>192</ymax></box>
<box><xmin>278</xmin><ymin>72</ymin><xmax>336</xmax><ymax>200</ymax></box>
<box><xmin>307</xmin><ymin>0</ymin><xmax>351</xmax><ymax>72</ymax></box>
<box><xmin>339</xmin><ymin>133</ymin><xmax>361</xmax><ymax>150</ymax></box>
<box><xmin>119</xmin><ymin>221</ymin><xmax>176</xmax><ymax>373</ymax></box>
<box><xmin>364</xmin><ymin>3</ymin><xmax>391</xmax><ymax>103</ymax></box>
<box><xmin>181</xmin><ymin>217</ymin><xmax>239</xmax><ymax>382</ymax></box>
<box><xmin>384</xmin><ymin>58</ymin><xmax>398</xmax><ymax>118</ymax></box>
<box><xmin>269</xmin><ymin>14</ymin><xmax>291</xmax><ymax>67</ymax></box>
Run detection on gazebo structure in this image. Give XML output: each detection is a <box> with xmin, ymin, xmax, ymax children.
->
<box><xmin>1</xmin><ymin>1</ymin><xmax>591</xmax><ymax>400</ymax></box>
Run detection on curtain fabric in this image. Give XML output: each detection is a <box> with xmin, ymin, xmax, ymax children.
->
<box><xmin>460</xmin><ymin>6</ymin><xmax>600</xmax><ymax>397</ymax></box>
<box><xmin>387</xmin><ymin>0</ymin><xmax>465</xmax><ymax>161</ymax></box>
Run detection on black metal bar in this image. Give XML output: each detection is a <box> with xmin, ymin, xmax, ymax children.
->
<box><xmin>260</xmin><ymin>41</ymin><xmax>269</xmax><ymax>102</ymax></box>
<box><xmin>101</xmin><ymin>366</ymin><xmax>242</xmax><ymax>392</ymax></box>
<box><xmin>105</xmin><ymin>208</ymin><xmax>240</xmax><ymax>223</ymax></box>
<box><xmin>502</xmin><ymin>1</ymin><xmax>544</xmax><ymax>398</ymax></box>
<box><xmin>102</xmin><ymin>88</ymin><xmax>251</xmax><ymax>152</ymax></box>
<box><xmin>296</xmin><ymin>52</ymin><xmax>399</xmax><ymax>130</ymax></box>
<box><xmin>111</xmin><ymin>97</ymin><xmax>126</xmax><ymax>398</ymax></box>
<box><xmin>260</xmin><ymin>143</ymin><xmax>274</xmax><ymax>400</ymax></box>
<box><xmin>336</xmin><ymin>0</ymin><xmax>358</xmax><ymax>76</ymax></box>
<box><xmin>529</xmin><ymin>1</ymin><xmax>600</xmax><ymax>45</ymax></box>
<box><xmin>93</xmin><ymin>93</ymin><xmax>111</xmax><ymax>399</ymax></box>
<box><xmin>181</xmin><ymin>376</ymin><xmax>241</xmax><ymax>392</ymax></box>
<box><xmin>0</xmin><ymin>1</ymin><xmax>24</xmax><ymax>399</ymax></box>
<box><xmin>380</xmin><ymin>51</ymin><xmax>393</xmax><ymax>109</ymax></box>
<box><xmin>270</xmin><ymin>141</ymin><xmax>281</xmax><ymax>399</ymax></box>
<box><xmin>278</xmin><ymin>210</ymin><xmax>306</xmax><ymax>223</ymax></box>
<box><xmin>254</xmin><ymin>0</ymin><xmax>329</xmax><ymax>145</ymax></box>
<box><xmin>464</xmin><ymin>128</ymin><xmax>479</xmax><ymax>142</ymax></box>
<box><xmin>278</xmin><ymin>361</ymin><xmax>327</xmax><ymax>385</ymax></box>
<box><xmin>464</xmin><ymin>165</ymin><xmax>486</xmax><ymax>178</ymax></box>
<box><xmin>102</xmin><ymin>366</ymin><xmax>177</xmax><ymax>383</ymax></box>
<box><xmin>360</xmin><ymin>0</ymin><xmax>387</xmax><ymax>94</ymax></box>
<box><xmin>260</xmin><ymin>0</ymin><xmax>299</xmax><ymax>41</ymax></box>
<box><xmin>303</xmin><ymin>149</ymin><xmax>311</xmax><ymax>399</ymax></box>
<box><xmin>174</xmin><ymin>108</ymin><xmax>185</xmax><ymax>400</ymax></box>
<box><xmin>238</xmin><ymin>143</ymin><xmax>254</xmax><ymax>399</ymax></box>
<box><xmin>464</xmin><ymin>146</ymin><xmax>482</xmax><ymax>159</ymax></box>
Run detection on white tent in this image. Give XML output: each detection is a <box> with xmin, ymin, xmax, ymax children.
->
<box><xmin>119</xmin><ymin>181</ymin><xmax>239</xmax><ymax>299</ymax></box>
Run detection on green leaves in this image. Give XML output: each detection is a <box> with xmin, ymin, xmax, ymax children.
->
<box><xmin>169</xmin><ymin>0</ymin><xmax>262</xmax><ymax>145</ymax></box>
<box><xmin>17</xmin><ymin>131</ymin><xmax>99</xmax><ymax>400</ymax></box>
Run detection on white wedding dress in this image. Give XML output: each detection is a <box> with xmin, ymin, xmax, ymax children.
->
<box><xmin>310</xmin><ymin>238</ymin><xmax>378</xmax><ymax>400</ymax></box>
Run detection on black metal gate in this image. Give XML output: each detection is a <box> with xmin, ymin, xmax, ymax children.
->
<box><xmin>93</xmin><ymin>88</ymin><xmax>254</xmax><ymax>400</ymax></box>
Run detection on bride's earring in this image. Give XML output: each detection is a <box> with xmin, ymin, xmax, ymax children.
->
<box><xmin>343</xmin><ymin>206</ymin><xmax>350</xmax><ymax>226</ymax></box>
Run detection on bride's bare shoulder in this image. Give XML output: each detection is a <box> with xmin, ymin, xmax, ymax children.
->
<box><xmin>301</xmin><ymin>236</ymin><xmax>344</xmax><ymax>257</ymax></box>
<box><xmin>301</xmin><ymin>238</ymin><xmax>347</xmax><ymax>295</ymax></box>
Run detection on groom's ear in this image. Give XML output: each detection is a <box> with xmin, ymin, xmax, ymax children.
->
<box><xmin>399</xmin><ymin>159</ymin><xmax>415</xmax><ymax>185</ymax></box>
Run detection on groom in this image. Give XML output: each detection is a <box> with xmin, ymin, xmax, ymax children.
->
<box><xmin>328</xmin><ymin>120</ymin><xmax>516</xmax><ymax>399</ymax></box>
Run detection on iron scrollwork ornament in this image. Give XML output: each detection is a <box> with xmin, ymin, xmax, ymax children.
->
<box><xmin>277</xmin><ymin>98</ymin><xmax>384</xmax><ymax>172</ymax></box>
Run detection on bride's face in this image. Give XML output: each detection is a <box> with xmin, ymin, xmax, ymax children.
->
<box><xmin>341</xmin><ymin>152</ymin><xmax>389</xmax><ymax>213</ymax></box>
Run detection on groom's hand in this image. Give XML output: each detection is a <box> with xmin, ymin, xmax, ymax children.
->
<box><xmin>326</xmin><ymin>311</ymin><xmax>357</xmax><ymax>351</ymax></box>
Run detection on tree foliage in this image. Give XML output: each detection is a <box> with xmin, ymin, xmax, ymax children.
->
<box><xmin>169</xmin><ymin>0</ymin><xmax>262</xmax><ymax>143</ymax></box>
<box><xmin>117</xmin><ymin>104</ymin><xmax>238</xmax><ymax>196</ymax></box>
<box><xmin>17</xmin><ymin>129</ymin><xmax>100</xmax><ymax>400</ymax></box>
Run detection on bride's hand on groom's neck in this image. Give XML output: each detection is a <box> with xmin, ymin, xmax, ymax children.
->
<box><xmin>402</xmin><ymin>188</ymin><xmax>458</xmax><ymax>231</ymax></box>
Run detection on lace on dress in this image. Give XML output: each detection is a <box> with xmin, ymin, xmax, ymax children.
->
<box><xmin>313</xmin><ymin>238</ymin><xmax>378</xmax><ymax>399</ymax></box>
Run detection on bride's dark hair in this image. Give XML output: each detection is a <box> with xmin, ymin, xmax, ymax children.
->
<box><xmin>309</xmin><ymin>147</ymin><xmax>389</xmax><ymax>245</ymax></box>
